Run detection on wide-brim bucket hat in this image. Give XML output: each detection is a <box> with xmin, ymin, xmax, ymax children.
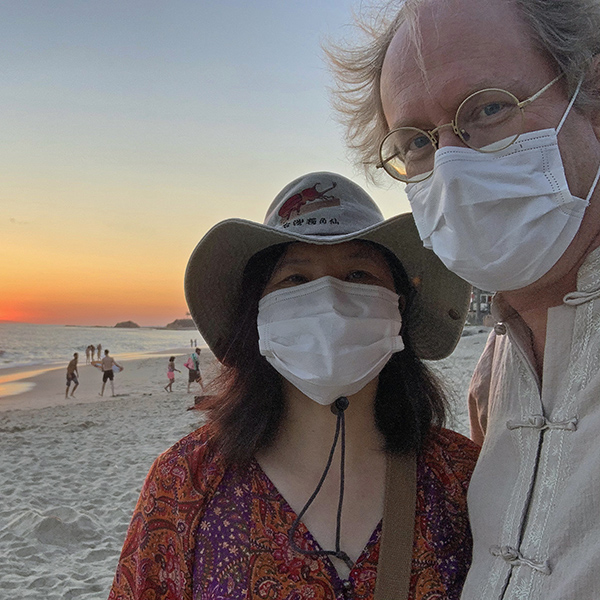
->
<box><xmin>185</xmin><ymin>171</ymin><xmax>471</xmax><ymax>363</ymax></box>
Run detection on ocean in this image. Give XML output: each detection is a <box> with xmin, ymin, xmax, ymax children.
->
<box><xmin>0</xmin><ymin>322</ymin><xmax>203</xmax><ymax>370</ymax></box>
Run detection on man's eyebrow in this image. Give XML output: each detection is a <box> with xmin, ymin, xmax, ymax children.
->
<box><xmin>387</xmin><ymin>78</ymin><xmax>528</xmax><ymax>130</ymax></box>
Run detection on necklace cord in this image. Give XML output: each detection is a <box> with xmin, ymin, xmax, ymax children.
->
<box><xmin>288</xmin><ymin>397</ymin><xmax>354</xmax><ymax>570</ymax></box>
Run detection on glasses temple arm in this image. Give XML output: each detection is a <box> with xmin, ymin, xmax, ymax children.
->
<box><xmin>518</xmin><ymin>73</ymin><xmax>564</xmax><ymax>109</ymax></box>
<box><xmin>556</xmin><ymin>76</ymin><xmax>584</xmax><ymax>132</ymax></box>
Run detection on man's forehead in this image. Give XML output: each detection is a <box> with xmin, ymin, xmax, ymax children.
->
<box><xmin>385</xmin><ymin>0</ymin><xmax>536</xmax><ymax>75</ymax></box>
<box><xmin>380</xmin><ymin>0</ymin><xmax>551</xmax><ymax>124</ymax></box>
<box><xmin>395</xmin><ymin>0</ymin><xmax>527</xmax><ymax>41</ymax></box>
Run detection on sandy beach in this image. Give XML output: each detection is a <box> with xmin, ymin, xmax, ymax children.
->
<box><xmin>0</xmin><ymin>328</ymin><xmax>490</xmax><ymax>599</ymax></box>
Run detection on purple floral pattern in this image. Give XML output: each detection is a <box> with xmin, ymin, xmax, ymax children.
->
<box><xmin>109</xmin><ymin>426</ymin><xmax>479</xmax><ymax>600</ymax></box>
<box><xmin>192</xmin><ymin>428</ymin><xmax>478</xmax><ymax>599</ymax></box>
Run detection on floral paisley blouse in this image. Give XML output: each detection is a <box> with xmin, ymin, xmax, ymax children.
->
<box><xmin>108</xmin><ymin>425</ymin><xmax>479</xmax><ymax>600</ymax></box>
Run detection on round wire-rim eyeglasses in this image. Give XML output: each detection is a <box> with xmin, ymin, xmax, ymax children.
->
<box><xmin>377</xmin><ymin>74</ymin><xmax>564</xmax><ymax>184</ymax></box>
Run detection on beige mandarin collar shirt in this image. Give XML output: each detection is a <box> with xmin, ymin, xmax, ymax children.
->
<box><xmin>463</xmin><ymin>246</ymin><xmax>600</xmax><ymax>600</ymax></box>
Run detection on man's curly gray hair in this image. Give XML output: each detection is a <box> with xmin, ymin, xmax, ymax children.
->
<box><xmin>325</xmin><ymin>0</ymin><xmax>600</xmax><ymax>181</ymax></box>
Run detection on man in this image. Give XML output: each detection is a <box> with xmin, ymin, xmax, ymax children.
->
<box><xmin>186</xmin><ymin>347</ymin><xmax>204</xmax><ymax>393</ymax></box>
<box><xmin>328</xmin><ymin>1</ymin><xmax>600</xmax><ymax>598</ymax></box>
<box><xmin>100</xmin><ymin>349</ymin><xmax>123</xmax><ymax>397</ymax></box>
<box><xmin>65</xmin><ymin>352</ymin><xmax>79</xmax><ymax>399</ymax></box>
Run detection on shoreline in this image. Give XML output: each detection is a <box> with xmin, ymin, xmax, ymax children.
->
<box><xmin>0</xmin><ymin>346</ymin><xmax>209</xmax><ymax>412</ymax></box>
<box><xmin>0</xmin><ymin>345</ymin><xmax>205</xmax><ymax>374</ymax></box>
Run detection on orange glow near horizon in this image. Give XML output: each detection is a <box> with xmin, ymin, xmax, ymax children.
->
<box><xmin>0</xmin><ymin>180</ymin><xmax>221</xmax><ymax>326</ymax></box>
<box><xmin>0</xmin><ymin>294</ymin><xmax>191</xmax><ymax>327</ymax></box>
<box><xmin>1</xmin><ymin>226</ymin><xmax>196</xmax><ymax>326</ymax></box>
<box><xmin>0</xmin><ymin>293</ymin><xmax>191</xmax><ymax>327</ymax></box>
<box><xmin>0</xmin><ymin>306</ymin><xmax>38</xmax><ymax>323</ymax></box>
<box><xmin>1</xmin><ymin>272</ymin><xmax>191</xmax><ymax>326</ymax></box>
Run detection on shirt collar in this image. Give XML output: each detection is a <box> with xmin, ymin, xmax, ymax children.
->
<box><xmin>492</xmin><ymin>245</ymin><xmax>600</xmax><ymax>320</ymax></box>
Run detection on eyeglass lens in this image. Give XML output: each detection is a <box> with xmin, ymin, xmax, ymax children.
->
<box><xmin>380</xmin><ymin>88</ymin><xmax>525</xmax><ymax>182</ymax></box>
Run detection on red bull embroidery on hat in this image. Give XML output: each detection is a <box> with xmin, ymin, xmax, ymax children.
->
<box><xmin>278</xmin><ymin>182</ymin><xmax>340</xmax><ymax>222</ymax></box>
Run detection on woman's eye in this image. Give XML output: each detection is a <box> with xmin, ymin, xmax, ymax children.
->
<box><xmin>282</xmin><ymin>274</ymin><xmax>309</xmax><ymax>285</ymax></box>
<box><xmin>346</xmin><ymin>270</ymin><xmax>371</xmax><ymax>282</ymax></box>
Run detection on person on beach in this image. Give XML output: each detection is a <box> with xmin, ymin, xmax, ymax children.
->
<box><xmin>164</xmin><ymin>356</ymin><xmax>180</xmax><ymax>392</ymax></box>
<box><xmin>97</xmin><ymin>343</ymin><xmax>102</xmax><ymax>362</ymax></box>
<box><xmin>109</xmin><ymin>172</ymin><xmax>479</xmax><ymax>600</ymax></box>
<box><xmin>85</xmin><ymin>345</ymin><xmax>91</xmax><ymax>364</ymax></box>
<box><xmin>65</xmin><ymin>352</ymin><xmax>79</xmax><ymax>399</ymax></box>
<box><xmin>100</xmin><ymin>349</ymin><xmax>122</xmax><ymax>397</ymax></box>
<box><xmin>327</xmin><ymin>1</ymin><xmax>600</xmax><ymax>596</ymax></box>
<box><xmin>186</xmin><ymin>347</ymin><xmax>204</xmax><ymax>393</ymax></box>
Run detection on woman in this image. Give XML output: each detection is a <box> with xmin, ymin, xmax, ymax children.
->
<box><xmin>108</xmin><ymin>172</ymin><xmax>478</xmax><ymax>600</ymax></box>
<box><xmin>164</xmin><ymin>356</ymin><xmax>180</xmax><ymax>392</ymax></box>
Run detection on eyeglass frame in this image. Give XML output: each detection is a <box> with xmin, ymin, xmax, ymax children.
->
<box><xmin>377</xmin><ymin>73</ymin><xmax>564</xmax><ymax>183</ymax></box>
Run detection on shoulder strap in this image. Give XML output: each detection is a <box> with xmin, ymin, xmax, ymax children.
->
<box><xmin>374</xmin><ymin>452</ymin><xmax>417</xmax><ymax>600</ymax></box>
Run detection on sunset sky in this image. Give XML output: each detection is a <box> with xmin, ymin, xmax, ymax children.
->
<box><xmin>1</xmin><ymin>0</ymin><xmax>410</xmax><ymax>327</ymax></box>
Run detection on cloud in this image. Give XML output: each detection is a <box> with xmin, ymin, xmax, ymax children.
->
<box><xmin>9</xmin><ymin>218</ymin><xmax>29</xmax><ymax>225</ymax></box>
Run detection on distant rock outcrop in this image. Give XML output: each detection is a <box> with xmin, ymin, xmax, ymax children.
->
<box><xmin>114</xmin><ymin>320</ymin><xmax>140</xmax><ymax>328</ymax></box>
<box><xmin>165</xmin><ymin>319</ymin><xmax>195</xmax><ymax>330</ymax></box>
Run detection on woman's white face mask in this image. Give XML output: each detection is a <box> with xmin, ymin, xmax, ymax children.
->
<box><xmin>257</xmin><ymin>276</ymin><xmax>405</xmax><ymax>405</ymax></box>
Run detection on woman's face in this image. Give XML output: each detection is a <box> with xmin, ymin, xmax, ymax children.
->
<box><xmin>262</xmin><ymin>240</ymin><xmax>397</xmax><ymax>298</ymax></box>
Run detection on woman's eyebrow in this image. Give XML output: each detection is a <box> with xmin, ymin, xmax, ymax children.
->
<box><xmin>347</xmin><ymin>248</ymin><xmax>381</xmax><ymax>261</ymax></box>
<box><xmin>270</xmin><ymin>256</ymin><xmax>312</xmax><ymax>274</ymax></box>
<box><xmin>275</xmin><ymin>256</ymin><xmax>311</xmax><ymax>267</ymax></box>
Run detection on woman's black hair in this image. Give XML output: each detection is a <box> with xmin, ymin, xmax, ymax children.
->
<box><xmin>201</xmin><ymin>241</ymin><xmax>447</xmax><ymax>465</ymax></box>
<box><xmin>365</xmin><ymin>242</ymin><xmax>448</xmax><ymax>454</ymax></box>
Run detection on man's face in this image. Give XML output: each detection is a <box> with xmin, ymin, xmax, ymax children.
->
<box><xmin>380</xmin><ymin>0</ymin><xmax>600</xmax><ymax>294</ymax></box>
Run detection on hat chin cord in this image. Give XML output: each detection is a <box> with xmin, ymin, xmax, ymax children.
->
<box><xmin>288</xmin><ymin>396</ymin><xmax>354</xmax><ymax>571</ymax></box>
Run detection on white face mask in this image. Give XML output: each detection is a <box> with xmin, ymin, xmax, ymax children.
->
<box><xmin>405</xmin><ymin>81</ymin><xmax>600</xmax><ymax>292</ymax></box>
<box><xmin>257</xmin><ymin>276</ymin><xmax>404</xmax><ymax>405</ymax></box>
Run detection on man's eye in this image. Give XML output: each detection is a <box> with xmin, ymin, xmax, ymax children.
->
<box><xmin>483</xmin><ymin>102</ymin><xmax>502</xmax><ymax>116</ymax></box>
<box><xmin>469</xmin><ymin>100</ymin><xmax>514</xmax><ymax>125</ymax></box>
<box><xmin>410</xmin><ymin>134</ymin><xmax>432</xmax><ymax>151</ymax></box>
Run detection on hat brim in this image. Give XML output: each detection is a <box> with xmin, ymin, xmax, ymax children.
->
<box><xmin>184</xmin><ymin>213</ymin><xmax>470</xmax><ymax>362</ymax></box>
